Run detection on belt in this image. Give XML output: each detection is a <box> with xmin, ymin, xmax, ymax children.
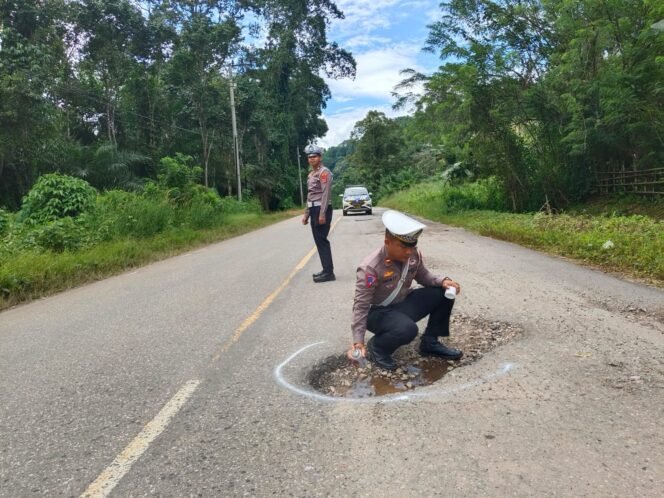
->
<box><xmin>307</xmin><ymin>201</ymin><xmax>322</xmax><ymax>207</ymax></box>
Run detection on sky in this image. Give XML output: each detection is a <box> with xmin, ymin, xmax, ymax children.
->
<box><xmin>319</xmin><ymin>0</ymin><xmax>443</xmax><ymax>148</ymax></box>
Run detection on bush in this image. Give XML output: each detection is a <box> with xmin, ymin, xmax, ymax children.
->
<box><xmin>157</xmin><ymin>153</ymin><xmax>203</xmax><ymax>206</ymax></box>
<box><xmin>381</xmin><ymin>178</ymin><xmax>507</xmax><ymax>217</ymax></box>
<box><xmin>28</xmin><ymin>217</ymin><xmax>87</xmax><ymax>252</ymax></box>
<box><xmin>19</xmin><ymin>174</ymin><xmax>97</xmax><ymax>223</ymax></box>
<box><xmin>0</xmin><ymin>209</ymin><xmax>10</xmax><ymax>236</ymax></box>
<box><xmin>218</xmin><ymin>196</ymin><xmax>262</xmax><ymax>214</ymax></box>
<box><xmin>96</xmin><ymin>190</ymin><xmax>173</xmax><ymax>238</ymax></box>
<box><xmin>279</xmin><ymin>196</ymin><xmax>296</xmax><ymax>210</ymax></box>
<box><xmin>443</xmin><ymin>178</ymin><xmax>506</xmax><ymax>212</ymax></box>
<box><xmin>186</xmin><ymin>197</ymin><xmax>221</xmax><ymax>229</ymax></box>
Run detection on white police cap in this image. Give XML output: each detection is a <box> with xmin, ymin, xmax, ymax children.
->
<box><xmin>382</xmin><ymin>210</ymin><xmax>426</xmax><ymax>245</ymax></box>
<box><xmin>304</xmin><ymin>144</ymin><xmax>322</xmax><ymax>156</ymax></box>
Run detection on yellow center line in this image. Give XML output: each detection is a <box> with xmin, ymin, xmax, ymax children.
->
<box><xmin>208</xmin><ymin>215</ymin><xmax>342</xmax><ymax>363</ymax></box>
<box><xmin>81</xmin><ymin>215</ymin><xmax>343</xmax><ymax>498</ymax></box>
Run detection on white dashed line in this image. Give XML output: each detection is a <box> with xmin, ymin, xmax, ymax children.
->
<box><xmin>80</xmin><ymin>380</ymin><xmax>201</xmax><ymax>498</ymax></box>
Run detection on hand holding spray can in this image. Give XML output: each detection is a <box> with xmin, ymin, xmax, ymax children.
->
<box><xmin>348</xmin><ymin>344</ymin><xmax>367</xmax><ymax>367</ymax></box>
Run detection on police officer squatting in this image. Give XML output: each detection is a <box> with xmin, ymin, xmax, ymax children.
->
<box><xmin>348</xmin><ymin>210</ymin><xmax>463</xmax><ymax>371</ymax></box>
<box><xmin>301</xmin><ymin>145</ymin><xmax>335</xmax><ymax>283</ymax></box>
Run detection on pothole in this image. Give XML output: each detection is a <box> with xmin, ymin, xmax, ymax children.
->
<box><xmin>307</xmin><ymin>313</ymin><xmax>522</xmax><ymax>398</ymax></box>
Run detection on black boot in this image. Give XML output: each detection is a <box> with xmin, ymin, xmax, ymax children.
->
<box><xmin>419</xmin><ymin>336</ymin><xmax>463</xmax><ymax>360</ymax></box>
<box><xmin>367</xmin><ymin>337</ymin><xmax>397</xmax><ymax>370</ymax></box>
<box><xmin>312</xmin><ymin>270</ymin><xmax>325</xmax><ymax>278</ymax></box>
<box><xmin>313</xmin><ymin>272</ymin><xmax>336</xmax><ymax>283</ymax></box>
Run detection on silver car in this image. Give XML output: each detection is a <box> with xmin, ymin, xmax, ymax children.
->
<box><xmin>341</xmin><ymin>186</ymin><xmax>373</xmax><ymax>216</ymax></box>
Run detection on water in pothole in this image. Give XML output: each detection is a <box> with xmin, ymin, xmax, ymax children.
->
<box><xmin>306</xmin><ymin>313</ymin><xmax>523</xmax><ymax>398</ymax></box>
<box><xmin>307</xmin><ymin>355</ymin><xmax>457</xmax><ymax>398</ymax></box>
<box><xmin>339</xmin><ymin>358</ymin><xmax>454</xmax><ymax>397</ymax></box>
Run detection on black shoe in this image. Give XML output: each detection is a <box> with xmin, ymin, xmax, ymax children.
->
<box><xmin>312</xmin><ymin>270</ymin><xmax>325</xmax><ymax>278</ymax></box>
<box><xmin>367</xmin><ymin>337</ymin><xmax>397</xmax><ymax>370</ymax></box>
<box><xmin>419</xmin><ymin>336</ymin><xmax>463</xmax><ymax>360</ymax></box>
<box><xmin>313</xmin><ymin>272</ymin><xmax>336</xmax><ymax>283</ymax></box>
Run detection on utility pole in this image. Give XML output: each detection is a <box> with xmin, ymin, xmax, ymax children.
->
<box><xmin>296</xmin><ymin>145</ymin><xmax>304</xmax><ymax>206</ymax></box>
<box><xmin>228</xmin><ymin>66</ymin><xmax>241</xmax><ymax>201</ymax></box>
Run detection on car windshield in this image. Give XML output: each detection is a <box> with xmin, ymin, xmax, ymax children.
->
<box><xmin>345</xmin><ymin>187</ymin><xmax>368</xmax><ymax>196</ymax></box>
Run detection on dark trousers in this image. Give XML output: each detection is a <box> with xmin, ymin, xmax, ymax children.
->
<box><xmin>309</xmin><ymin>204</ymin><xmax>333</xmax><ymax>273</ymax></box>
<box><xmin>367</xmin><ymin>287</ymin><xmax>454</xmax><ymax>354</ymax></box>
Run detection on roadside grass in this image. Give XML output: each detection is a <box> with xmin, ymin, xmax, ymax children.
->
<box><xmin>382</xmin><ymin>182</ymin><xmax>664</xmax><ymax>285</ymax></box>
<box><xmin>566</xmin><ymin>194</ymin><xmax>664</xmax><ymax>219</ymax></box>
<box><xmin>0</xmin><ymin>211</ymin><xmax>294</xmax><ymax>311</ymax></box>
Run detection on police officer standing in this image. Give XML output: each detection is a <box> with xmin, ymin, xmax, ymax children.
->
<box><xmin>347</xmin><ymin>210</ymin><xmax>463</xmax><ymax>370</ymax></box>
<box><xmin>301</xmin><ymin>145</ymin><xmax>335</xmax><ymax>283</ymax></box>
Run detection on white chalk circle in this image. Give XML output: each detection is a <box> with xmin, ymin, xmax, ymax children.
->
<box><xmin>274</xmin><ymin>342</ymin><xmax>515</xmax><ymax>404</ymax></box>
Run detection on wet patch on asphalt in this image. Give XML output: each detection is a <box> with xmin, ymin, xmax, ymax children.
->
<box><xmin>307</xmin><ymin>314</ymin><xmax>522</xmax><ymax>399</ymax></box>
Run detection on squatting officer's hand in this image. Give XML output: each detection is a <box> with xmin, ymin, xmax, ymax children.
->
<box><xmin>442</xmin><ymin>278</ymin><xmax>461</xmax><ymax>295</ymax></box>
<box><xmin>302</xmin><ymin>214</ymin><xmax>309</xmax><ymax>225</ymax></box>
<box><xmin>346</xmin><ymin>342</ymin><xmax>366</xmax><ymax>360</ymax></box>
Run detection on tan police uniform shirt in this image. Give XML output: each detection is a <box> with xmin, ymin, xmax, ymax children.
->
<box><xmin>351</xmin><ymin>246</ymin><xmax>443</xmax><ymax>344</ymax></box>
<box><xmin>305</xmin><ymin>165</ymin><xmax>332</xmax><ymax>217</ymax></box>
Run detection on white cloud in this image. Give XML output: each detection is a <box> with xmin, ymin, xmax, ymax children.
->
<box><xmin>327</xmin><ymin>42</ymin><xmax>424</xmax><ymax>102</ymax></box>
<box><xmin>425</xmin><ymin>7</ymin><xmax>443</xmax><ymax>22</ymax></box>
<box><xmin>316</xmin><ymin>0</ymin><xmax>442</xmax><ymax>147</ymax></box>
<box><xmin>343</xmin><ymin>35</ymin><xmax>392</xmax><ymax>49</ymax></box>
<box><xmin>401</xmin><ymin>0</ymin><xmax>432</xmax><ymax>7</ymax></box>
<box><xmin>333</xmin><ymin>0</ymin><xmax>401</xmax><ymax>36</ymax></box>
<box><xmin>320</xmin><ymin>104</ymin><xmax>409</xmax><ymax>148</ymax></box>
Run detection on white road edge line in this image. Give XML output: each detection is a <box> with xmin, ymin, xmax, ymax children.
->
<box><xmin>80</xmin><ymin>379</ymin><xmax>201</xmax><ymax>498</ymax></box>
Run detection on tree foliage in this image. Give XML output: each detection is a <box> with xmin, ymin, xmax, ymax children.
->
<box><xmin>0</xmin><ymin>0</ymin><xmax>355</xmax><ymax>210</ymax></box>
<box><xmin>330</xmin><ymin>0</ymin><xmax>663</xmax><ymax>212</ymax></box>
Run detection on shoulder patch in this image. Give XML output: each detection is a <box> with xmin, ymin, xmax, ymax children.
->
<box><xmin>365</xmin><ymin>273</ymin><xmax>377</xmax><ymax>288</ymax></box>
<box><xmin>320</xmin><ymin>171</ymin><xmax>329</xmax><ymax>183</ymax></box>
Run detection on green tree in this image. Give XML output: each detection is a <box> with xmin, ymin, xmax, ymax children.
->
<box><xmin>345</xmin><ymin>111</ymin><xmax>404</xmax><ymax>192</ymax></box>
<box><xmin>235</xmin><ymin>0</ymin><xmax>355</xmax><ymax>209</ymax></box>
<box><xmin>396</xmin><ymin>0</ymin><xmax>663</xmax><ymax>210</ymax></box>
<box><xmin>72</xmin><ymin>0</ymin><xmax>149</xmax><ymax>147</ymax></box>
<box><xmin>0</xmin><ymin>0</ymin><xmax>357</xmax><ymax>212</ymax></box>
<box><xmin>0</xmin><ymin>0</ymin><xmax>71</xmax><ymax>208</ymax></box>
<box><xmin>160</xmin><ymin>1</ymin><xmax>242</xmax><ymax>188</ymax></box>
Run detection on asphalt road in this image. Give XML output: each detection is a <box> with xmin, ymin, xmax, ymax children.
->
<box><xmin>1</xmin><ymin>209</ymin><xmax>662</xmax><ymax>497</ymax></box>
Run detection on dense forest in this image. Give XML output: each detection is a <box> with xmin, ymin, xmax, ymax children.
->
<box><xmin>328</xmin><ymin>0</ymin><xmax>663</xmax><ymax>212</ymax></box>
<box><xmin>1</xmin><ymin>0</ymin><xmax>662</xmax><ymax>216</ymax></box>
<box><xmin>0</xmin><ymin>0</ymin><xmax>355</xmax><ymax>210</ymax></box>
